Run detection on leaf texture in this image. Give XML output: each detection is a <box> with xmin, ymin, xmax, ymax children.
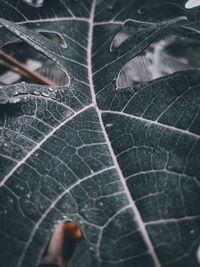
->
<box><xmin>0</xmin><ymin>1</ymin><xmax>200</xmax><ymax>267</ymax></box>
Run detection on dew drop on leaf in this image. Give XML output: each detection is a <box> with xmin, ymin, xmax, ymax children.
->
<box><xmin>49</xmin><ymin>92</ymin><xmax>56</xmax><ymax>99</ymax></box>
<box><xmin>41</xmin><ymin>92</ymin><xmax>49</xmax><ymax>97</ymax></box>
<box><xmin>33</xmin><ymin>91</ymin><xmax>40</xmax><ymax>95</ymax></box>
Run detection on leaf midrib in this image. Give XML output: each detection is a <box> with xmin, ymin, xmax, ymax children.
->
<box><xmin>88</xmin><ymin>1</ymin><xmax>161</xmax><ymax>266</ymax></box>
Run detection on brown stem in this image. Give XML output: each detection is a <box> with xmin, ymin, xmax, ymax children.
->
<box><xmin>0</xmin><ymin>59</ymin><xmax>33</xmax><ymax>80</ymax></box>
<box><xmin>0</xmin><ymin>50</ymin><xmax>57</xmax><ymax>86</ymax></box>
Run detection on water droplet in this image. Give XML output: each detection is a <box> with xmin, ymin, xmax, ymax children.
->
<box><xmin>50</xmin><ymin>92</ymin><xmax>56</xmax><ymax>99</ymax></box>
<box><xmin>48</xmin><ymin>87</ymin><xmax>53</xmax><ymax>92</ymax></box>
<box><xmin>106</xmin><ymin>123</ymin><xmax>113</xmax><ymax>128</ymax></box>
<box><xmin>33</xmin><ymin>91</ymin><xmax>40</xmax><ymax>95</ymax></box>
<box><xmin>99</xmin><ymin>202</ymin><xmax>103</xmax><ymax>206</ymax></box>
<box><xmin>41</xmin><ymin>92</ymin><xmax>49</xmax><ymax>97</ymax></box>
<box><xmin>13</xmin><ymin>91</ymin><xmax>19</xmax><ymax>96</ymax></box>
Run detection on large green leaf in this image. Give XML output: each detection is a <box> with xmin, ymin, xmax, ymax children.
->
<box><xmin>0</xmin><ymin>1</ymin><xmax>200</xmax><ymax>266</ymax></box>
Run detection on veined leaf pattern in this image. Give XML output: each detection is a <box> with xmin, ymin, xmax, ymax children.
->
<box><xmin>0</xmin><ymin>1</ymin><xmax>200</xmax><ymax>267</ymax></box>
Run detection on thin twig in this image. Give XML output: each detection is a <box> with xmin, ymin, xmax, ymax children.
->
<box><xmin>0</xmin><ymin>50</ymin><xmax>57</xmax><ymax>86</ymax></box>
<box><xmin>0</xmin><ymin>59</ymin><xmax>33</xmax><ymax>79</ymax></box>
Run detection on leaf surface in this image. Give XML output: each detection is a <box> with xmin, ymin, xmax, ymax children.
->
<box><xmin>0</xmin><ymin>1</ymin><xmax>200</xmax><ymax>267</ymax></box>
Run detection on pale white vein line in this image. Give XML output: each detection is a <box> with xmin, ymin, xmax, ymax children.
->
<box><xmin>0</xmin><ymin>17</ymin><xmax>89</xmax><ymax>31</ymax></box>
<box><xmin>0</xmin><ymin>154</ymin><xmax>18</xmax><ymax>162</ymax></box>
<box><xmin>111</xmin><ymin>0</ymin><xmax>133</xmax><ymax>22</ymax></box>
<box><xmin>103</xmin><ymin>252</ymin><xmax>148</xmax><ymax>264</ymax></box>
<box><xmin>32</xmin><ymin>95</ymin><xmax>75</xmax><ymax>112</ymax></box>
<box><xmin>96</xmin><ymin>112</ymin><xmax>161</xmax><ymax>267</ymax></box>
<box><xmin>145</xmin><ymin>215</ymin><xmax>200</xmax><ymax>225</ymax></box>
<box><xmin>80</xmin><ymin>1</ymin><xmax>90</xmax><ymax>16</ymax></box>
<box><xmin>87</xmin><ymin>0</ymin><xmax>96</xmax><ymax>105</ymax></box>
<box><xmin>122</xmin><ymin>82</ymin><xmax>155</xmax><ymax>113</ymax></box>
<box><xmin>87</xmin><ymin>2</ymin><xmax>161</xmax><ymax>266</ymax></box>
<box><xmin>103</xmin><ymin>205</ymin><xmax>131</xmax><ymax>228</ymax></box>
<box><xmin>62</xmin><ymin>33</ymin><xmax>87</xmax><ymax>51</ymax></box>
<box><xmin>17</xmin><ymin>17</ymin><xmax>90</xmax><ymax>25</ymax></box>
<box><xmin>2</xmin><ymin>0</ymin><xmax>28</xmax><ymax>21</ymax></box>
<box><xmin>16</xmin><ymin>166</ymin><xmax>115</xmax><ymax>267</ymax></box>
<box><xmin>102</xmin><ymin>110</ymin><xmax>200</xmax><ymax>139</ymax></box>
<box><xmin>94</xmin><ymin>21</ymin><xmax>122</xmax><ymax>25</ymax></box>
<box><xmin>96</xmin><ymin>205</ymin><xmax>131</xmax><ymax>262</ymax></box>
<box><xmin>125</xmin><ymin>169</ymin><xmax>198</xmax><ymax>181</ymax></box>
<box><xmin>60</xmin><ymin>0</ymin><xmax>75</xmax><ymax>17</ymax></box>
<box><xmin>135</xmin><ymin>192</ymin><xmax>163</xmax><ymax>202</ymax></box>
<box><xmin>188</xmin><ymin>110</ymin><xmax>200</xmax><ymax>131</ymax></box>
<box><xmin>4</xmin><ymin>127</ymin><xmax>37</xmax><ymax>145</ymax></box>
<box><xmin>94</xmin><ymin>20</ymin><xmax>156</xmax><ymax>26</ymax></box>
<box><xmin>0</xmin><ymin>104</ymin><xmax>94</xmax><ymax>187</ymax></box>
<box><xmin>155</xmin><ymin>87</ymin><xmax>192</xmax><ymax>122</ymax></box>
